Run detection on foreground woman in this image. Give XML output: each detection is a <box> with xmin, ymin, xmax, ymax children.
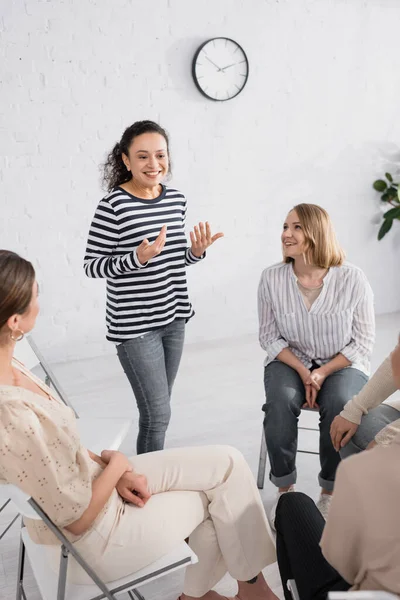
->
<box><xmin>0</xmin><ymin>250</ymin><xmax>276</xmax><ymax>600</ymax></box>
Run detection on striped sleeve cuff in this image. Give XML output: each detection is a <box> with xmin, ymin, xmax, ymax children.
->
<box><xmin>265</xmin><ymin>338</ymin><xmax>289</xmax><ymax>361</ymax></box>
<box><xmin>186</xmin><ymin>248</ymin><xmax>206</xmax><ymax>264</ymax></box>
<box><xmin>130</xmin><ymin>250</ymin><xmax>149</xmax><ymax>270</ymax></box>
<box><xmin>339</xmin><ymin>345</ymin><xmax>359</xmax><ymax>364</ymax></box>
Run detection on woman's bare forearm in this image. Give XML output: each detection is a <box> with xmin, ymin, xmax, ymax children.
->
<box><xmin>277</xmin><ymin>348</ymin><xmax>309</xmax><ymax>376</ymax></box>
<box><xmin>319</xmin><ymin>353</ymin><xmax>351</xmax><ymax>377</ymax></box>
<box><xmin>66</xmin><ymin>457</ymin><xmax>129</xmax><ymax>535</ymax></box>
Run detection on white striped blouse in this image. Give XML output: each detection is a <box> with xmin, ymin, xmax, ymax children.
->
<box><xmin>258</xmin><ymin>262</ymin><xmax>375</xmax><ymax>375</ymax></box>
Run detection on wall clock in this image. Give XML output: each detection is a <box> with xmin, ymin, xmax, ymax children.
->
<box><xmin>192</xmin><ymin>37</ymin><xmax>249</xmax><ymax>101</ymax></box>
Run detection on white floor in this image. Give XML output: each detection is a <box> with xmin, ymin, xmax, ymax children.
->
<box><xmin>1</xmin><ymin>312</ymin><xmax>399</xmax><ymax>599</ymax></box>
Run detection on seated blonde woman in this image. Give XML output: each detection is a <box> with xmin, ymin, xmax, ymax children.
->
<box><xmin>0</xmin><ymin>250</ymin><xmax>277</xmax><ymax>600</ymax></box>
<box><xmin>258</xmin><ymin>203</ymin><xmax>375</xmax><ymax>523</ymax></box>
<box><xmin>330</xmin><ymin>348</ymin><xmax>400</xmax><ymax>456</ymax></box>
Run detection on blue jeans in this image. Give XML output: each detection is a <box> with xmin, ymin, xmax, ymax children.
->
<box><xmin>340</xmin><ymin>404</ymin><xmax>400</xmax><ymax>459</ymax></box>
<box><xmin>263</xmin><ymin>361</ymin><xmax>368</xmax><ymax>491</ymax></box>
<box><xmin>117</xmin><ymin>319</ymin><xmax>185</xmax><ymax>454</ymax></box>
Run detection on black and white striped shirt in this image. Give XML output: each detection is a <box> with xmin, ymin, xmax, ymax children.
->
<box><xmin>258</xmin><ymin>262</ymin><xmax>375</xmax><ymax>375</ymax></box>
<box><xmin>84</xmin><ymin>185</ymin><xmax>204</xmax><ymax>343</ymax></box>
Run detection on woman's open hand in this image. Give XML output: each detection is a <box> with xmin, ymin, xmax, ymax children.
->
<box><xmin>190</xmin><ymin>222</ymin><xmax>224</xmax><ymax>258</ymax></box>
<box><xmin>136</xmin><ymin>225</ymin><xmax>167</xmax><ymax>265</ymax></box>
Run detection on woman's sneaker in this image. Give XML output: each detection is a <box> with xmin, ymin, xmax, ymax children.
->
<box><xmin>269</xmin><ymin>485</ymin><xmax>295</xmax><ymax>530</ymax></box>
<box><xmin>316</xmin><ymin>493</ymin><xmax>332</xmax><ymax>520</ymax></box>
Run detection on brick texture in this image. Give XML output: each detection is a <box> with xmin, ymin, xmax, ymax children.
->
<box><xmin>1</xmin><ymin>0</ymin><xmax>400</xmax><ymax>362</ymax></box>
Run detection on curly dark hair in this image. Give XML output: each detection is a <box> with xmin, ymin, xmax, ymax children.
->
<box><xmin>102</xmin><ymin>120</ymin><xmax>171</xmax><ymax>192</ymax></box>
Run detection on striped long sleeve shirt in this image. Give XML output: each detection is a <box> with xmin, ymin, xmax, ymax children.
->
<box><xmin>258</xmin><ymin>262</ymin><xmax>375</xmax><ymax>375</ymax></box>
<box><xmin>84</xmin><ymin>185</ymin><xmax>204</xmax><ymax>343</ymax></box>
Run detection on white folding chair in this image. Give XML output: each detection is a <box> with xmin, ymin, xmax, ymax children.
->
<box><xmin>0</xmin><ymin>482</ymin><xmax>197</xmax><ymax>600</ymax></box>
<box><xmin>257</xmin><ymin>407</ymin><xmax>319</xmax><ymax>489</ymax></box>
<box><xmin>0</xmin><ymin>486</ymin><xmax>21</xmax><ymax>541</ymax></box>
<box><xmin>287</xmin><ymin>581</ymin><xmax>398</xmax><ymax>600</ymax></box>
<box><xmin>287</xmin><ymin>579</ymin><xmax>300</xmax><ymax>600</ymax></box>
<box><xmin>329</xmin><ymin>594</ymin><xmax>399</xmax><ymax>600</ymax></box>
<box><xmin>1</xmin><ymin>336</ymin><xmax>132</xmax><ymax>541</ymax></box>
<box><xmin>13</xmin><ymin>335</ymin><xmax>78</xmax><ymax>415</ymax></box>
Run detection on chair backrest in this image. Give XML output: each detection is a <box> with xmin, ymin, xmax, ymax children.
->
<box><xmin>13</xmin><ymin>336</ymin><xmax>41</xmax><ymax>370</ymax></box>
<box><xmin>13</xmin><ymin>335</ymin><xmax>78</xmax><ymax>416</ymax></box>
<box><xmin>0</xmin><ymin>483</ymin><xmax>40</xmax><ymax>520</ymax></box>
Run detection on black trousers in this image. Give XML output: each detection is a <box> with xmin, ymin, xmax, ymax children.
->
<box><xmin>275</xmin><ymin>492</ymin><xmax>351</xmax><ymax>600</ymax></box>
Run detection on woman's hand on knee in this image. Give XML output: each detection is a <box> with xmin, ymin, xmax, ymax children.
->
<box><xmin>116</xmin><ymin>472</ymin><xmax>151</xmax><ymax>507</ymax></box>
<box><xmin>330</xmin><ymin>415</ymin><xmax>358</xmax><ymax>452</ymax></box>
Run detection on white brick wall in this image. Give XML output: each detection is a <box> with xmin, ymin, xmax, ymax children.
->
<box><xmin>2</xmin><ymin>0</ymin><xmax>400</xmax><ymax>362</ymax></box>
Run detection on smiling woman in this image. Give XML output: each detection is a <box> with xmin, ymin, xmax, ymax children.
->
<box><xmin>258</xmin><ymin>203</ymin><xmax>375</xmax><ymax>526</ymax></box>
<box><xmin>83</xmin><ymin>121</ymin><xmax>224</xmax><ymax>454</ymax></box>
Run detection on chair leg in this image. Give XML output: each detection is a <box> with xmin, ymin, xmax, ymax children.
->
<box><xmin>16</xmin><ymin>534</ymin><xmax>26</xmax><ymax>600</ymax></box>
<box><xmin>298</xmin><ymin>424</ymin><xmax>320</xmax><ymax>455</ymax></box>
<box><xmin>57</xmin><ymin>545</ymin><xmax>69</xmax><ymax>600</ymax></box>
<box><xmin>257</xmin><ymin>425</ymin><xmax>267</xmax><ymax>490</ymax></box>
<box><xmin>131</xmin><ymin>590</ymin><xmax>146</xmax><ymax>600</ymax></box>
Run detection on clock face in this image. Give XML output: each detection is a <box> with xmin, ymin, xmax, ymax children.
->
<box><xmin>192</xmin><ymin>38</ymin><xmax>249</xmax><ymax>101</ymax></box>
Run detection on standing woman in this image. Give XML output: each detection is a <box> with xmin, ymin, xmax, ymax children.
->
<box><xmin>84</xmin><ymin>121</ymin><xmax>223</xmax><ymax>454</ymax></box>
<box><xmin>258</xmin><ymin>204</ymin><xmax>375</xmax><ymax>523</ymax></box>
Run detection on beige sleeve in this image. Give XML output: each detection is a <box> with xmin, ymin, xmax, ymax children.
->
<box><xmin>340</xmin><ymin>356</ymin><xmax>397</xmax><ymax>425</ymax></box>
<box><xmin>320</xmin><ymin>462</ymin><xmax>363</xmax><ymax>584</ymax></box>
<box><xmin>0</xmin><ymin>400</ymin><xmax>92</xmax><ymax>528</ymax></box>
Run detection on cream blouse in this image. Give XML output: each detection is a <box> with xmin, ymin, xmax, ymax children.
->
<box><xmin>0</xmin><ymin>359</ymin><xmax>112</xmax><ymax>545</ymax></box>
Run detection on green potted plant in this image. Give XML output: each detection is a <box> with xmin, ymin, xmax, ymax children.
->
<box><xmin>373</xmin><ymin>173</ymin><xmax>400</xmax><ymax>240</ymax></box>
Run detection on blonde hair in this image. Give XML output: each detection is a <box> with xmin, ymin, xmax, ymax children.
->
<box><xmin>283</xmin><ymin>203</ymin><xmax>345</xmax><ymax>268</ymax></box>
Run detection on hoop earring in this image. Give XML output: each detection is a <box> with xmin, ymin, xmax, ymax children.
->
<box><xmin>10</xmin><ymin>329</ymin><xmax>24</xmax><ymax>342</ymax></box>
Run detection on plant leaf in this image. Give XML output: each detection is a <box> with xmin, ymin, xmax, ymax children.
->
<box><xmin>378</xmin><ymin>218</ymin><xmax>393</xmax><ymax>240</ymax></box>
<box><xmin>373</xmin><ymin>179</ymin><xmax>387</xmax><ymax>192</ymax></box>
<box><xmin>387</xmin><ymin>186</ymin><xmax>398</xmax><ymax>198</ymax></box>
<box><xmin>386</xmin><ymin>172</ymin><xmax>393</xmax><ymax>182</ymax></box>
<box><xmin>383</xmin><ymin>206</ymin><xmax>400</xmax><ymax>220</ymax></box>
<box><xmin>398</xmin><ymin>187</ymin><xmax>400</xmax><ymax>202</ymax></box>
<box><xmin>381</xmin><ymin>192</ymin><xmax>389</xmax><ymax>202</ymax></box>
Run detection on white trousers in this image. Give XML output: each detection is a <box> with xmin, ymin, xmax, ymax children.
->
<box><xmin>54</xmin><ymin>445</ymin><xmax>276</xmax><ymax>597</ymax></box>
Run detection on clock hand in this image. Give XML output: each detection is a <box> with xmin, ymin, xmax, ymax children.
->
<box><xmin>205</xmin><ymin>55</ymin><xmax>222</xmax><ymax>71</ymax></box>
<box><xmin>220</xmin><ymin>63</ymin><xmax>237</xmax><ymax>71</ymax></box>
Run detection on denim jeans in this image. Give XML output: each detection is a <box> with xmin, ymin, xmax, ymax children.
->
<box><xmin>117</xmin><ymin>318</ymin><xmax>185</xmax><ymax>454</ymax></box>
<box><xmin>340</xmin><ymin>404</ymin><xmax>400</xmax><ymax>459</ymax></box>
<box><xmin>263</xmin><ymin>361</ymin><xmax>368</xmax><ymax>491</ymax></box>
